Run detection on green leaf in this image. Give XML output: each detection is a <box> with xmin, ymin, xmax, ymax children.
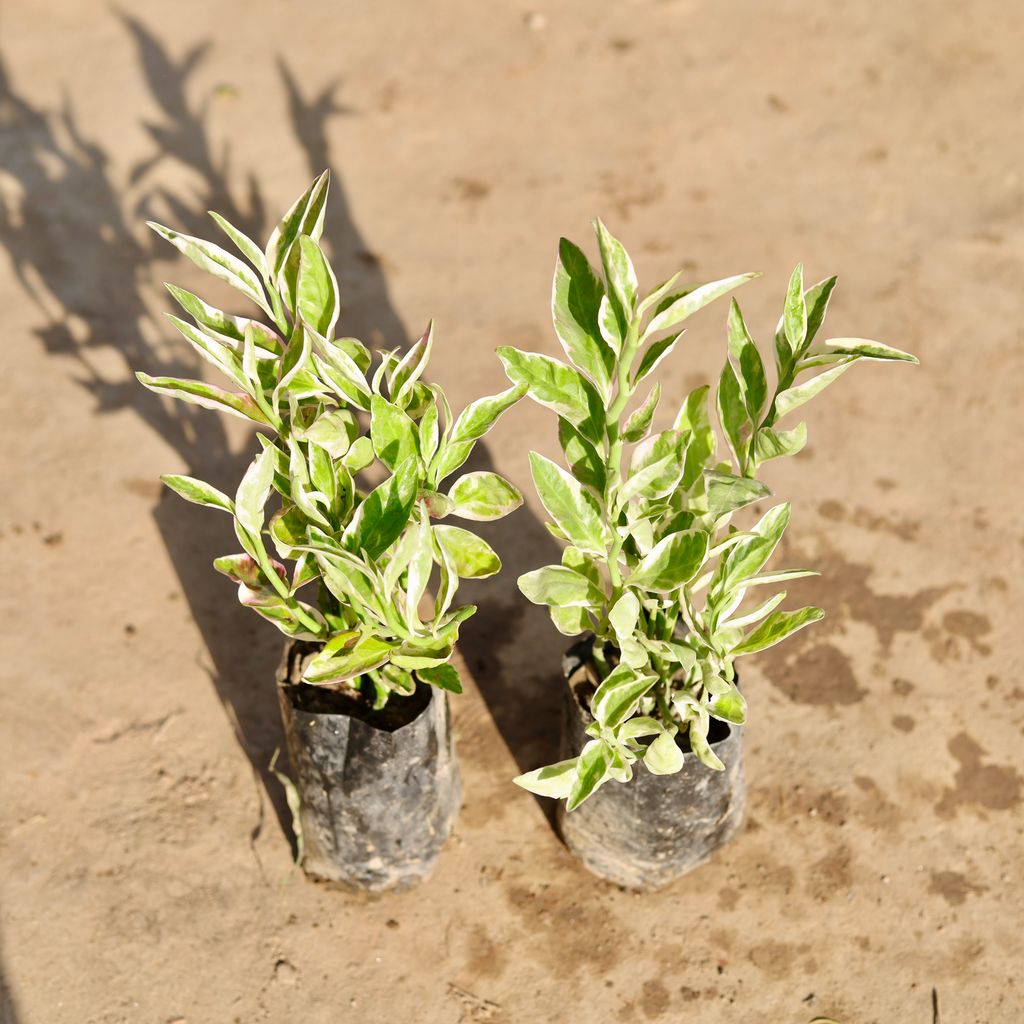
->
<box><xmin>136</xmin><ymin>372</ymin><xmax>269</xmax><ymax>424</ymax></box>
<box><xmin>208</xmin><ymin>211</ymin><xmax>267</xmax><ymax>277</ymax></box>
<box><xmin>265</xmin><ymin>170</ymin><xmax>330</xmax><ymax>284</ymax></box>
<box><xmin>557</xmin><ymin>418</ymin><xmax>606</xmax><ymax>493</ymax></box>
<box><xmin>705</xmin><ymin>472</ymin><xmax>771</xmax><ymax>519</ymax></box>
<box><xmin>689</xmin><ymin>717</ymin><xmax>725</xmax><ymax>771</ymax></box>
<box><xmin>518</xmin><ymin>565</ymin><xmax>603</xmax><ymax>608</ymax></box>
<box><xmin>591</xmin><ymin>664</ymin><xmax>657</xmax><ymax>729</ymax></box>
<box><xmin>433</xmin><ymin>383</ymin><xmax>525</xmax><ymax>482</ymax></box>
<box><xmin>417</xmin><ymin>663</ymin><xmax>463</xmax><ymax>694</ymax></box>
<box><xmin>622</xmin><ymin>383</ymin><xmax>661</xmax><ymax>443</ymax></box>
<box><xmin>774</xmin><ymin>361</ymin><xmax>854</xmax><ymax>419</ymax></box>
<box><xmin>301</xmin><ymin>408</ymin><xmax>359</xmax><ymax>458</ymax></box>
<box><xmin>165</xmin><ymin>284</ymin><xmax>246</xmax><ymax>341</ymax></box>
<box><xmin>296</xmin><ymin>235</ymin><xmax>340</xmax><ymax>338</ymax></box>
<box><xmin>716</xmin><ymin>360</ymin><xmax>748</xmax><ymax>470</ymax></box>
<box><xmin>710</xmin><ymin>685</ymin><xmax>747</xmax><ymax>724</ymax></box>
<box><xmin>148</xmin><ymin>222</ymin><xmax>269</xmax><ymax>313</ymax></box>
<box><xmin>803</xmin><ymin>275</ymin><xmax>837</xmax><ymax>348</ymax></box>
<box><xmin>633</xmin><ymin>330</ymin><xmax>683</xmax><ymax>386</ymax></box>
<box><xmin>435</xmin><ymin>525</ymin><xmax>501</xmax><ymax>578</ymax></box>
<box><xmin>644</xmin><ymin>729</ymin><xmax>684</xmax><ymax>775</ymax></box>
<box><xmin>403</xmin><ymin>509</ymin><xmax>434</xmax><ymax>630</ymax></box>
<box><xmin>552</xmin><ymin>237</ymin><xmax>613</xmax><ymax>396</ymax></box>
<box><xmin>161</xmin><ymin>474</ymin><xmax>234</xmax><ymax>513</ymax></box>
<box><xmin>448</xmin><ymin>471</ymin><xmax>523</xmax><ymax>522</ymax></box>
<box><xmin>628</xmin><ymin>529</ymin><xmax>708</xmax><ymax>593</ymax></box>
<box><xmin>550</xmin><ymin>604</ymin><xmax>591</xmax><ymax>637</ymax></box>
<box><xmin>645</xmin><ymin>272</ymin><xmax>757</xmax><ymax>336</ymax></box>
<box><xmin>727</xmin><ymin>300</ymin><xmax>768</xmax><ymax>423</ymax></box>
<box><xmin>674</xmin><ymin>385</ymin><xmax>716</xmax><ymax>488</ymax></box>
<box><xmin>593</xmin><ymin>218</ymin><xmax>638</xmax><ymax>328</ymax></box>
<box><xmin>303</xmin><ymin>633</ymin><xmax>397</xmax><ymax>684</ymax></box>
<box><xmin>514</xmin><ymin>758</ymin><xmax>579</xmax><ymax>799</ymax></box>
<box><xmin>342</xmin><ymin>435</ymin><xmax>375</xmax><ymax>473</ymax></box>
<box><xmin>783</xmin><ymin>263</ymin><xmax>807</xmax><ymax>352</ymax></box>
<box><xmin>717</xmin><ymin>503</ymin><xmax>791</xmax><ymax>592</ymax></box>
<box><xmin>344</xmin><ymin>456</ymin><xmax>420</xmax><ymax>559</ymax></box>
<box><xmin>753</xmin><ymin>422</ymin><xmax>807</xmax><ymax>463</ymax></box>
<box><xmin>528</xmin><ymin>452</ymin><xmax>606</xmax><ymax>555</ymax></box>
<box><xmin>497</xmin><ymin>347</ymin><xmax>604</xmax><ymax>443</ymax></box>
<box><xmin>721</xmin><ymin>590</ymin><xmax>787</xmax><ymax>629</ymax></box>
<box><xmin>566</xmin><ymin>739</ymin><xmax>614</xmax><ymax>811</ymax></box>
<box><xmin>731</xmin><ymin>606</ymin><xmax>824</xmax><ymax>655</ymax></box>
<box><xmin>811</xmin><ymin>338</ymin><xmax>919</xmax><ymax>364</ymax></box>
<box><xmin>313</xmin><ymin>342</ymin><xmax>373</xmax><ymax>411</ymax></box>
<box><xmin>235</xmin><ymin>445</ymin><xmax>276</xmax><ymax>537</ymax></box>
<box><xmin>608</xmin><ymin>591</ymin><xmax>640</xmax><ymax>646</ymax></box>
<box><xmin>370</xmin><ymin>394</ymin><xmax>419</xmax><ymax>471</ymax></box>
<box><xmin>163</xmin><ymin>314</ymin><xmax>248</xmax><ymax>391</ymax></box>
<box><xmin>391</xmin><ymin>322</ymin><xmax>434</xmax><ymax>405</ymax></box>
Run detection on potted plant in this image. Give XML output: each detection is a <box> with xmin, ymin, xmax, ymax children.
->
<box><xmin>503</xmin><ymin>220</ymin><xmax>916</xmax><ymax>889</ymax></box>
<box><xmin>137</xmin><ymin>172</ymin><xmax>525</xmax><ymax>891</ymax></box>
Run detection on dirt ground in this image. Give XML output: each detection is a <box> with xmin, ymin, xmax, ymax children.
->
<box><xmin>1</xmin><ymin>1</ymin><xmax>1022</xmax><ymax>1021</ymax></box>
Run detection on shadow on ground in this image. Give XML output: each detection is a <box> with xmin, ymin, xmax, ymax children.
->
<box><xmin>0</xmin><ymin>12</ymin><xmax>565</xmax><ymax>846</ymax></box>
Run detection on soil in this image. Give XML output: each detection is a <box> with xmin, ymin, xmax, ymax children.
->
<box><xmin>1</xmin><ymin>1</ymin><xmax>1022</xmax><ymax>1021</ymax></box>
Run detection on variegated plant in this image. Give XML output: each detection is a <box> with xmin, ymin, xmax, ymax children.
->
<box><xmin>138</xmin><ymin>173</ymin><xmax>524</xmax><ymax>706</ymax></box>
<box><xmin>505</xmin><ymin>221</ymin><xmax>916</xmax><ymax>809</ymax></box>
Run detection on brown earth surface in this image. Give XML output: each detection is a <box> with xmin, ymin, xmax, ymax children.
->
<box><xmin>1</xmin><ymin>1</ymin><xmax>1022</xmax><ymax>1021</ymax></box>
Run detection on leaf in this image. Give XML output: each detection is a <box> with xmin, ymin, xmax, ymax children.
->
<box><xmin>803</xmin><ymin>275</ymin><xmax>837</xmax><ymax>348</ymax></box>
<box><xmin>593</xmin><ymin>218</ymin><xmax>638</xmax><ymax>327</ymax></box>
<box><xmin>518</xmin><ymin>565</ymin><xmax>603</xmax><ymax>608</ymax></box>
<box><xmin>557</xmin><ymin>418</ymin><xmax>606</xmax><ymax>493</ymax></box>
<box><xmin>645</xmin><ymin>272</ymin><xmax>757</xmax><ymax>336</ymax></box>
<box><xmin>622</xmin><ymin>383</ymin><xmax>661</xmax><ymax>443</ymax></box>
<box><xmin>165</xmin><ymin>284</ymin><xmax>246</xmax><ymax>341</ymax></box>
<box><xmin>783</xmin><ymin>263</ymin><xmax>807</xmax><ymax>352</ymax></box>
<box><xmin>633</xmin><ymin>330</ymin><xmax>683</xmax><ymax>385</ymax></box>
<box><xmin>628</xmin><ymin>529</ymin><xmax>708</xmax><ymax>593</ymax></box>
<box><xmin>301</xmin><ymin>408</ymin><xmax>359</xmax><ymax>458</ymax></box>
<box><xmin>148</xmin><ymin>222</ymin><xmax>269</xmax><ymax>313</ymax></box>
<box><xmin>447</xmin><ymin>471</ymin><xmax>523</xmax><ymax>521</ymax></box>
<box><xmin>717</xmin><ymin>503</ymin><xmax>791</xmax><ymax>592</ymax></box>
<box><xmin>269</xmin><ymin>749</ymin><xmax>304</xmax><ymax>868</ymax></box>
<box><xmin>303</xmin><ymin>633</ymin><xmax>397</xmax><ymax>684</ymax></box>
<box><xmin>435</xmin><ymin>525</ymin><xmax>501</xmax><ymax>578</ymax></box>
<box><xmin>552</xmin><ymin>237</ymin><xmax>613</xmax><ymax>395</ymax></box>
<box><xmin>689</xmin><ymin>717</ymin><xmax>725</xmax><ymax>771</ymax></box>
<box><xmin>514</xmin><ymin>758</ymin><xmax>579</xmax><ymax>799</ymax></box>
<box><xmin>497</xmin><ymin>347</ymin><xmax>604</xmax><ymax>443</ymax></box>
<box><xmin>417</xmin><ymin>663</ymin><xmax>463</xmax><ymax>694</ymax></box>
<box><xmin>342</xmin><ymin>436</ymin><xmax>375</xmax><ymax>473</ymax></box>
<box><xmin>265</xmin><ymin>170</ymin><xmax>330</xmax><ymax>283</ymax></box>
<box><xmin>296</xmin><ymin>235</ymin><xmax>340</xmax><ymax>338</ymax></box>
<box><xmin>235</xmin><ymin>445</ymin><xmax>277</xmax><ymax>536</ymax></box>
<box><xmin>566</xmin><ymin>739</ymin><xmax>614</xmax><ymax>811</ymax></box>
<box><xmin>550</xmin><ymin>603</ymin><xmax>591</xmax><ymax>637</ymax></box>
<box><xmin>161</xmin><ymin>474</ymin><xmax>234</xmax><ymax>514</ymax></box>
<box><xmin>433</xmin><ymin>383</ymin><xmax>525</xmax><ymax>482</ymax></box>
<box><xmin>722</xmin><ymin>590</ymin><xmax>787</xmax><ymax>629</ymax></box>
<box><xmin>812</xmin><ymin>338</ymin><xmax>919</xmax><ymax>364</ymax></box>
<box><xmin>608</xmin><ymin>591</ymin><xmax>640</xmax><ymax>646</ymax></box>
<box><xmin>710</xmin><ymin>685</ymin><xmax>747</xmax><ymax>724</ymax></box>
<box><xmin>591</xmin><ymin>664</ymin><xmax>657</xmax><ymax>728</ymax></box>
<box><xmin>391</xmin><ymin>322</ymin><xmax>434</xmax><ymax>405</ymax></box>
<box><xmin>674</xmin><ymin>385</ymin><xmax>716</xmax><ymax>488</ymax></box>
<box><xmin>742</xmin><ymin>567</ymin><xmax>818</xmax><ymax>588</ymax></box>
<box><xmin>403</xmin><ymin>510</ymin><xmax>434</xmax><ymax>630</ymax></box>
<box><xmin>644</xmin><ymin>729</ymin><xmax>684</xmax><ymax>775</ymax></box>
<box><xmin>136</xmin><ymin>372</ymin><xmax>269</xmax><ymax>424</ymax></box>
<box><xmin>311</xmin><ymin>334</ymin><xmax>373</xmax><ymax>410</ymax></box>
<box><xmin>163</xmin><ymin>314</ymin><xmax>248</xmax><ymax>391</ymax></box>
<box><xmin>774</xmin><ymin>361</ymin><xmax>854</xmax><ymax>419</ymax></box>
<box><xmin>370</xmin><ymin>394</ymin><xmax>419</xmax><ymax>471</ymax></box>
<box><xmin>705</xmin><ymin>472</ymin><xmax>771</xmax><ymax>519</ymax></box>
<box><xmin>727</xmin><ymin>300</ymin><xmax>768</xmax><ymax>423</ymax></box>
<box><xmin>528</xmin><ymin>452</ymin><xmax>606</xmax><ymax>555</ymax></box>
<box><xmin>208</xmin><ymin>211</ymin><xmax>267</xmax><ymax>276</ymax></box>
<box><xmin>731</xmin><ymin>606</ymin><xmax>824</xmax><ymax>654</ymax></box>
<box><xmin>716</xmin><ymin>360</ymin><xmax>748</xmax><ymax>470</ymax></box>
<box><xmin>343</xmin><ymin>456</ymin><xmax>420</xmax><ymax>559</ymax></box>
<box><xmin>753</xmin><ymin>422</ymin><xmax>807</xmax><ymax>463</ymax></box>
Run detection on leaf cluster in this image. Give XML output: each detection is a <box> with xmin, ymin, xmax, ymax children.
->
<box><xmin>138</xmin><ymin>173</ymin><xmax>524</xmax><ymax>706</ymax></box>
<box><xmin>509</xmin><ymin>222</ymin><xmax>917</xmax><ymax>808</ymax></box>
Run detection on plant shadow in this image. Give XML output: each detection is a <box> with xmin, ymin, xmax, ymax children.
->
<box><xmin>0</xmin><ymin>13</ymin><xmax>566</xmax><ymax>851</ymax></box>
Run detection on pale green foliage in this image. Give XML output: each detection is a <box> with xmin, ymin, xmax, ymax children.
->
<box><xmin>509</xmin><ymin>225</ymin><xmax>917</xmax><ymax>808</ymax></box>
<box><xmin>138</xmin><ymin>173</ymin><xmax>524</xmax><ymax>707</ymax></box>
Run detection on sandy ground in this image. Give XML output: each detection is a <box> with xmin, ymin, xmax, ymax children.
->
<box><xmin>1</xmin><ymin>1</ymin><xmax>1022</xmax><ymax>1021</ymax></box>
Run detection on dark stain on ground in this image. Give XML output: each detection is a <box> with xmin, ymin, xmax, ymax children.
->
<box><xmin>464</xmin><ymin>923</ymin><xmax>507</xmax><ymax>980</ymax></box>
<box><xmin>935</xmin><ymin>733</ymin><xmax>1022</xmax><ymax>818</ymax></box>
<box><xmin>807</xmin><ymin>844</ymin><xmax>853</xmax><ymax>900</ymax></box>
<box><xmin>752</xmin><ymin>782</ymin><xmax>849</xmax><ymax>826</ymax></box>
<box><xmin>640</xmin><ymin>978</ymin><xmax>671</xmax><ymax>1018</ymax></box>
<box><xmin>892</xmin><ymin>677</ymin><xmax>915</xmax><ymax>696</ymax></box>
<box><xmin>817</xmin><ymin>499</ymin><xmax>920</xmax><ymax>541</ymax></box>
<box><xmin>892</xmin><ymin>714</ymin><xmax>916</xmax><ymax>733</ymax></box>
<box><xmin>717</xmin><ymin>887</ymin><xmax>740</xmax><ymax>911</ymax></box>
<box><xmin>748</xmin><ymin>940</ymin><xmax>798</xmax><ymax>977</ymax></box>
<box><xmin>942</xmin><ymin>610</ymin><xmax>993</xmax><ymax>657</ymax></box>
<box><xmin>761</xmin><ymin>642</ymin><xmax>867</xmax><ymax>706</ymax></box>
<box><xmin>852</xmin><ymin>776</ymin><xmax>902</xmax><ymax>831</ymax></box>
<box><xmin>928</xmin><ymin>870</ymin><xmax>987</xmax><ymax>906</ymax></box>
